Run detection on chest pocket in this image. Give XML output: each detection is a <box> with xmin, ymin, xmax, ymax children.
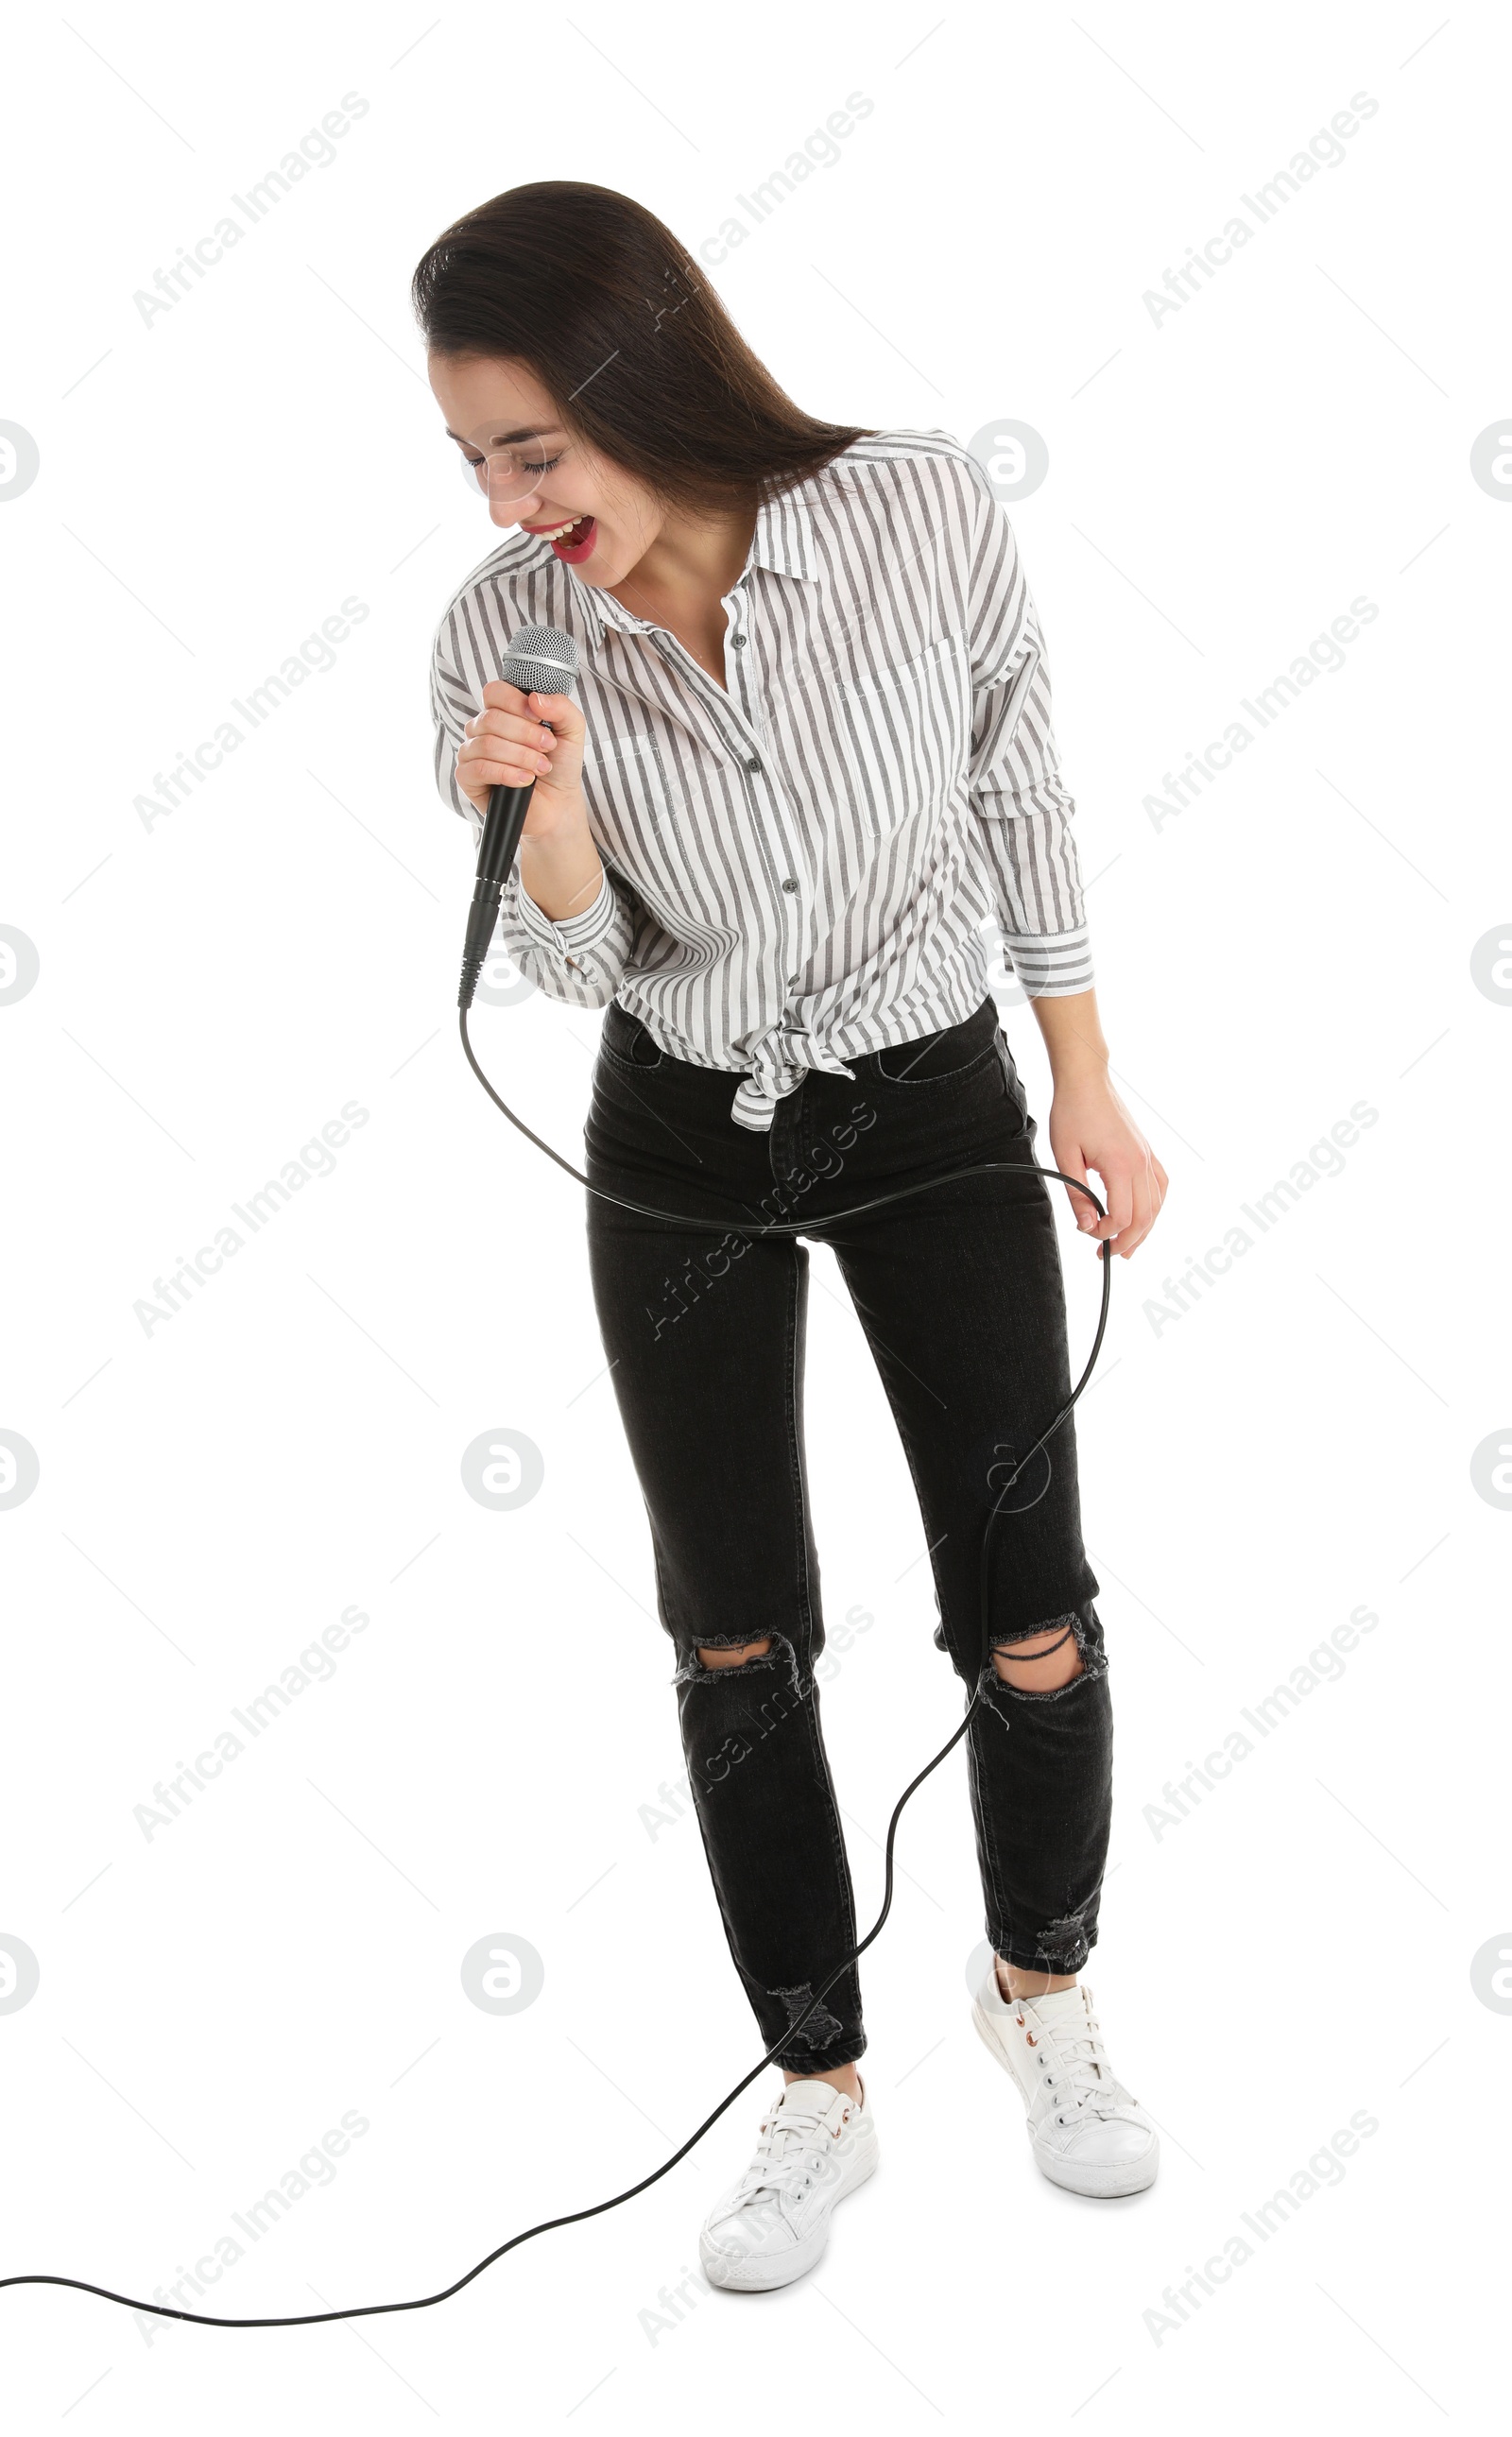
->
<box><xmin>827</xmin><ymin>631</ymin><xmax>968</xmax><ymax>838</ymax></box>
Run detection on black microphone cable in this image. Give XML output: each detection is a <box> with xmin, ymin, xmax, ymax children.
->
<box><xmin>3</xmin><ymin>609</ymin><xmax>1116</xmax><ymax>2328</ymax></box>
<box><xmin>0</xmin><ymin>1009</ymin><xmax>1112</xmax><ymax>2336</ymax></box>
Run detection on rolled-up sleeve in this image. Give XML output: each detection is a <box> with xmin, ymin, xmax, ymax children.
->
<box><xmin>429</xmin><ymin>623</ymin><xmax>635</xmax><ymax>1009</ymax></box>
<box><xmin>959</xmin><ymin>460</ymin><xmax>1093</xmax><ymax>998</ymax></box>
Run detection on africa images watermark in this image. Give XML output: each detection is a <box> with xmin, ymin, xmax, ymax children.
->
<box><xmin>130</xmin><ymin>1602</ymin><xmax>371</xmax><ymax>1841</ymax></box>
<box><xmin>1141</xmin><ymin>1602</ymin><xmax>1381</xmax><ymax>1841</ymax></box>
<box><xmin>132</xmin><ymin>2105</ymin><xmax>371</xmax><ymax>2341</ymax></box>
<box><xmin>643</xmin><ymin>1099</ymin><xmax>878</xmax><ymax>1340</ymax></box>
<box><xmin>636</xmin><ymin>2258</ymin><xmax>720</xmax><ymax>2348</ymax></box>
<box><xmin>1141</xmin><ymin>1098</ymin><xmax>1379</xmax><ymax>1337</ymax></box>
<box><xmin>132</xmin><ymin>93</ymin><xmax>370</xmax><ymax>328</ymax></box>
<box><xmin>1143</xmin><ymin>594</ymin><xmax>1380</xmax><ymax>836</ymax></box>
<box><xmin>636</xmin><ymin>2119</ymin><xmax>867</xmax><ymax>2344</ymax></box>
<box><xmin>132</xmin><ymin>1099</ymin><xmax>369</xmax><ymax>1336</ymax></box>
<box><xmin>1142</xmin><ymin>2107</ymin><xmax>1381</xmax><ymax>2346</ymax></box>
<box><xmin>696</xmin><ymin>93</ymin><xmax>874</xmax><ymax>265</ymax></box>
<box><xmin>637</xmin><ymin>1604</ymin><xmax>877</xmax><ymax>1841</ymax></box>
<box><xmin>132</xmin><ymin>596</ymin><xmax>370</xmax><ymax>833</ymax></box>
<box><xmin>1143</xmin><ymin>91</ymin><xmax>1380</xmax><ymax>327</ymax></box>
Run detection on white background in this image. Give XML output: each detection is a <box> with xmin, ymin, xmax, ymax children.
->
<box><xmin>2</xmin><ymin>0</ymin><xmax>1504</xmax><ymax>2425</ymax></box>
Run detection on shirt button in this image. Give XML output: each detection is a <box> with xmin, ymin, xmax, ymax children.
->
<box><xmin>745</xmin><ymin>757</ymin><xmax>761</xmax><ymax>773</ymax></box>
<box><xmin>782</xmin><ymin>877</ymin><xmax>798</xmax><ymax>892</ymax></box>
<box><xmin>787</xmin><ymin>975</ymin><xmax>800</xmax><ymax>988</ymax></box>
<box><xmin>730</xmin><ymin>634</ymin><xmax>747</xmax><ymax>648</ymax></box>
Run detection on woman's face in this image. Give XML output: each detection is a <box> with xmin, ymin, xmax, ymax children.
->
<box><xmin>428</xmin><ymin>353</ymin><xmax>662</xmax><ymax>586</ymax></box>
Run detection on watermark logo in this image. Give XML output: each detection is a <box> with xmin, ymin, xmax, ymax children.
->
<box><xmin>1469</xmin><ymin>1431</ymin><xmax>1512</xmax><ymax>1510</ymax></box>
<box><xmin>0</xmin><ymin>1933</ymin><xmax>41</xmax><ymax>2014</ymax></box>
<box><xmin>1470</xmin><ymin>925</ymin><xmax>1512</xmax><ymax>1004</ymax></box>
<box><xmin>1469</xmin><ymin>420</ymin><xmax>1512</xmax><ymax>500</ymax></box>
<box><xmin>0</xmin><ymin>926</ymin><xmax>40</xmax><ymax>1004</ymax></box>
<box><xmin>983</xmin><ymin>1437</ymin><xmax>1053</xmax><ymax>1514</ymax></box>
<box><xmin>0</xmin><ymin>421</ymin><xmax>40</xmax><ymax>502</ymax></box>
<box><xmin>0</xmin><ymin>1431</ymin><xmax>41</xmax><ymax>1510</ymax></box>
<box><xmin>979</xmin><ymin>918</ymin><xmax>1030</xmax><ymax>1009</ymax></box>
<box><xmin>968</xmin><ymin>419</ymin><xmax>1049</xmax><ymax>503</ymax></box>
<box><xmin>473</xmin><ymin>932</ymin><xmax>537</xmax><ymax>1007</ymax></box>
<box><xmin>460</xmin><ymin>1933</ymin><xmax>544</xmax><ymax>2015</ymax></box>
<box><xmin>1469</xmin><ymin>1934</ymin><xmax>1512</xmax><ymax>2014</ymax></box>
<box><xmin>460</xmin><ymin>1430</ymin><xmax>543</xmax><ymax>1510</ymax></box>
<box><xmin>964</xmin><ymin>1939</ymin><xmax>999</xmax><ymax>1998</ymax></box>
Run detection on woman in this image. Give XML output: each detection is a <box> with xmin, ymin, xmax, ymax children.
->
<box><xmin>417</xmin><ymin>183</ymin><xmax>1168</xmax><ymax>2291</ymax></box>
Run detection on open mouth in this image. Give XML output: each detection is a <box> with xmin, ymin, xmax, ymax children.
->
<box><xmin>527</xmin><ymin>513</ymin><xmax>596</xmax><ymax>562</ymax></box>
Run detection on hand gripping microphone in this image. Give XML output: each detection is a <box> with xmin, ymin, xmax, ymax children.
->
<box><xmin>457</xmin><ymin>625</ymin><xmax>580</xmax><ymax>1010</ymax></box>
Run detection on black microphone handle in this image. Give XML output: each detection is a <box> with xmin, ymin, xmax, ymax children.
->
<box><xmin>458</xmin><ymin>781</ymin><xmax>535</xmax><ymax>1008</ymax></box>
<box><xmin>476</xmin><ymin>780</ymin><xmax>536</xmax><ymax>889</ymax></box>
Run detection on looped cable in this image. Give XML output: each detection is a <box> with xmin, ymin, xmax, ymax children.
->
<box><xmin>0</xmin><ymin>1012</ymin><xmax>1113</xmax><ymax>2332</ymax></box>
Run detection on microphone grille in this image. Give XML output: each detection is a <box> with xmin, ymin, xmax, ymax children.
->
<box><xmin>499</xmin><ymin>625</ymin><xmax>579</xmax><ymax>699</ymax></box>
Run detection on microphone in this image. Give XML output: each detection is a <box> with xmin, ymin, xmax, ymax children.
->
<box><xmin>457</xmin><ymin>625</ymin><xmax>580</xmax><ymax>1008</ymax></box>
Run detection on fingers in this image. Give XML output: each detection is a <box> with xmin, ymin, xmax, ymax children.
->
<box><xmin>479</xmin><ymin>681</ymin><xmax>582</xmax><ymax>736</ymax></box>
<box><xmin>521</xmin><ymin>687</ymin><xmax>578</xmax><ymax>725</ymax></box>
<box><xmin>459</xmin><ymin>731</ymin><xmax>556</xmax><ymax>793</ymax></box>
<box><xmin>1092</xmin><ymin>1161</ymin><xmax>1135</xmax><ymax>1251</ymax></box>
<box><xmin>464</xmin><ymin>708</ymin><xmax>558</xmax><ymax>756</ymax></box>
<box><xmin>1047</xmin><ymin>1130</ymin><xmax>1108</xmax><ymax>1242</ymax></box>
<box><xmin>1107</xmin><ymin>1150</ymin><xmax>1168</xmax><ymax>1260</ymax></box>
<box><xmin>1059</xmin><ymin>1156</ymin><xmax>1100</xmax><ymax>1238</ymax></box>
<box><xmin>455</xmin><ymin>679</ymin><xmax>594</xmax><ymax>818</ymax></box>
<box><xmin>460</xmin><ymin>703</ymin><xmax>559</xmax><ymax>796</ymax></box>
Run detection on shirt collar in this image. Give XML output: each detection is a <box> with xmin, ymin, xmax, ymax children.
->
<box><xmin>748</xmin><ymin>481</ymin><xmax>820</xmax><ymax>585</ymax></box>
<box><xmin>557</xmin><ymin>479</ymin><xmax>819</xmax><ymax>653</ymax></box>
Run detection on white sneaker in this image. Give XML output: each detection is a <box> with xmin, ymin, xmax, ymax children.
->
<box><xmin>698</xmin><ymin>2077</ymin><xmax>878</xmax><ymax>2291</ymax></box>
<box><xmin>972</xmin><ymin>1966</ymin><xmax>1160</xmax><ymax>2198</ymax></box>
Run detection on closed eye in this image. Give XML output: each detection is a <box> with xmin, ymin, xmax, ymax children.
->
<box><xmin>462</xmin><ymin>454</ymin><xmax>562</xmax><ymax>476</ymax></box>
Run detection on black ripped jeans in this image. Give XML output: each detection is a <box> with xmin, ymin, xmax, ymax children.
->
<box><xmin>584</xmin><ymin>991</ymin><xmax>1112</xmax><ymax>2072</ymax></box>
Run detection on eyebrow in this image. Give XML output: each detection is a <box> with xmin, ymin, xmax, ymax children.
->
<box><xmin>443</xmin><ymin>425</ymin><xmax>566</xmax><ymax>447</ymax></box>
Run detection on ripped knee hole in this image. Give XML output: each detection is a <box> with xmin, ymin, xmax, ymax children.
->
<box><xmin>696</xmin><ymin>1638</ymin><xmax>773</xmax><ymax>1671</ymax></box>
<box><xmin>990</xmin><ymin>1622</ymin><xmax>1083</xmax><ymax>1682</ymax></box>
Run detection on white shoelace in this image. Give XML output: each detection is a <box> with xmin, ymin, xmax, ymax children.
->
<box><xmin>1040</xmin><ymin>2001</ymin><xmax>1123</xmax><ymax>2120</ymax></box>
<box><xmin>730</xmin><ymin>2098</ymin><xmax>839</xmax><ymax>2216</ymax></box>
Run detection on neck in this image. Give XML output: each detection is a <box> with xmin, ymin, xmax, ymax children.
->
<box><xmin>614</xmin><ymin>492</ymin><xmax>759</xmax><ymax>617</ymax></box>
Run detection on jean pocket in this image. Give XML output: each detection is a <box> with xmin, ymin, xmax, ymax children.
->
<box><xmin>871</xmin><ymin>1000</ymin><xmax>1000</xmax><ymax>1087</ymax></box>
<box><xmin>994</xmin><ymin>1035</ymin><xmax>1034</xmax><ymax>1134</ymax></box>
<box><xmin>599</xmin><ymin>1003</ymin><xmax>664</xmax><ymax>1073</ymax></box>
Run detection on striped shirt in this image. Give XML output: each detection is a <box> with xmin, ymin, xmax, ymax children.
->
<box><xmin>430</xmin><ymin>427</ymin><xmax>1092</xmax><ymax>1131</ymax></box>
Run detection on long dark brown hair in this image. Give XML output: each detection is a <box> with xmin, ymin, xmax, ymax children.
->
<box><xmin>411</xmin><ymin>181</ymin><xmax>874</xmax><ymax>516</ymax></box>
